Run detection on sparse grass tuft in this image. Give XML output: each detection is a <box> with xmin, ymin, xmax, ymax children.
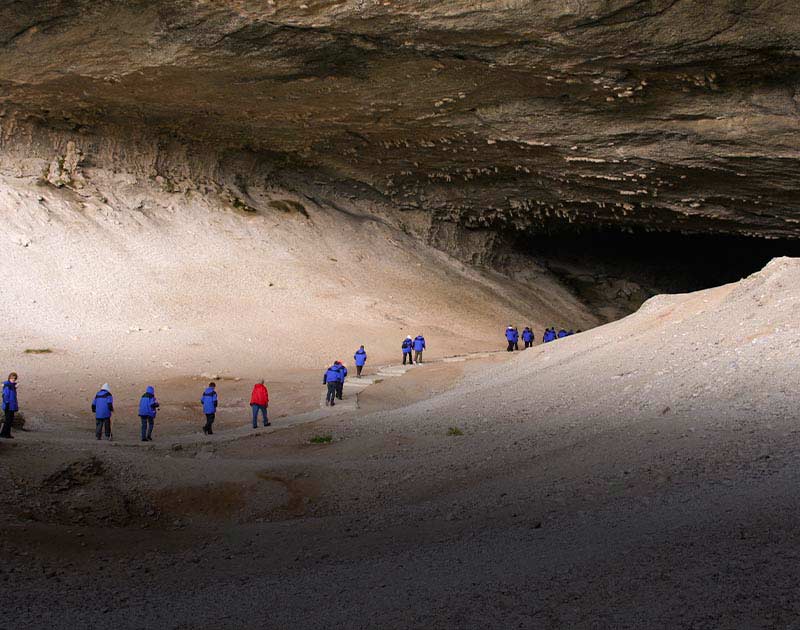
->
<box><xmin>310</xmin><ymin>435</ymin><xmax>333</xmax><ymax>444</ymax></box>
<box><xmin>24</xmin><ymin>348</ymin><xmax>53</xmax><ymax>354</ymax></box>
<box><xmin>231</xmin><ymin>196</ymin><xmax>257</xmax><ymax>213</ymax></box>
<box><xmin>447</xmin><ymin>427</ymin><xmax>464</xmax><ymax>436</ymax></box>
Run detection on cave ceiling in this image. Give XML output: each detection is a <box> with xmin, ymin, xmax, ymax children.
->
<box><xmin>1</xmin><ymin>0</ymin><xmax>799</xmax><ymax>237</ymax></box>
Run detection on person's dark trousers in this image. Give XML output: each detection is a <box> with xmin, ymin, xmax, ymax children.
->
<box><xmin>251</xmin><ymin>404</ymin><xmax>269</xmax><ymax>428</ymax></box>
<box><xmin>326</xmin><ymin>383</ymin><xmax>337</xmax><ymax>405</ymax></box>
<box><xmin>403</xmin><ymin>352</ymin><xmax>412</xmax><ymax>365</ymax></box>
<box><xmin>203</xmin><ymin>413</ymin><xmax>215</xmax><ymax>434</ymax></box>
<box><xmin>414</xmin><ymin>350</ymin><xmax>423</xmax><ymax>363</ymax></box>
<box><xmin>140</xmin><ymin>415</ymin><xmax>154</xmax><ymax>441</ymax></box>
<box><xmin>524</xmin><ymin>341</ymin><xmax>532</xmax><ymax>348</ymax></box>
<box><xmin>507</xmin><ymin>341</ymin><xmax>514</xmax><ymax>352</ymax></box>
<box><xmin>356</xmin><ymin>365</ymin><xmax>363</xmax><ymax>377</ymax></box>
<box><xmin>336</xmin><ymin>382</ymin><xmax>344</xmax><ymax>400</ymax></box>
<box><xmin>0</xmin><ymin>409</ymin><xmax>14</xmax><ymax>437</ymax></box>
<box><xmin>95</xmin><ymin>418</ymin><xmax>111</xmax><ymax>439</ymax></box>
<box><xmin>514</xmin><ymin>341</ymin><xmax>519</xmax><ymax>350</ymax></box>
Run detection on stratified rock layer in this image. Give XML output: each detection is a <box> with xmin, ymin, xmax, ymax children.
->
<box><xmin>1</xmin><ymin>0</ymin><xmax>799</xmax><ymax>242</ymax></box>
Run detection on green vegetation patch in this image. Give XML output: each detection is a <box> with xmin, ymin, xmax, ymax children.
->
<box><xmin>24</xmin><ymin>348</ymin><xmax>53</xmax><ymax>354</ymax></box>
<box><xmin>447</xmin><ymin>427</ymin><xmax>464</xmax><ymax>436</ymax></box>
<box><xmin>309</xmin><ymin>435</ymin><xmax>333</xmax><ymax>444</ymax></box>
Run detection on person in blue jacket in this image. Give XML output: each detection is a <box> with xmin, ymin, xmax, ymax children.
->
<box><xmin>354</xmin><ymin>346</ymin><xmax>367</xmax><ymax>377</ymax></box>
<box><xmin>557</xmin><ymin>329</ymin><xmax>568</xmax><ymax>339</ymax></box>
<box><xmin>323</xmin><ymin>362</ymin><xmax>343</xmax><ymax>406</ymax></box>
<box><xmin>333</xmin><ymin>361</ymin><xmax>348</xmax><ymax>400</ymax></box>
<box><xmin>505</xmin><ymin>326</ymin><xmax>518</xmax><ymax>352</ymax></box>
<box><xmin>522</xmin><ymin>327</ymin><xmax>534</xmax><ymax>348</ymax></box>
<box><xmin>138</xmin><ymin>385</ymin><xmax>160</xmax><ymax>442</ymax></box>
<box><xmin>92</xmin><ymin>383</ymin><xmax>114</xmax><ymax>441</ymax></box>
<box><xmin>543</xmin><ymin>328</ymin><xmax>556</xmax><ymax>343</ymax></box>
<box><xmin>413</xmin><ymin>335</ymin><xmax>426</xmax><ymax>364</ymax></box>
<box><xmin>402</xmin><ymin>336</ymin><xmax>414</xmax><ymax>365</ymax></box>
<box><xmin>201</xmin><ymin>382</ymin><xmax>218</xmax><ymax>435</ymax></box>
<box><xmin>1</xmin><ymin>372</ymin><xmax>19</xmax><ymax>439</ymax></box>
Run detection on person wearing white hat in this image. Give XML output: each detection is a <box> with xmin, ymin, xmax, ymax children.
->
<box><xmin>92</xmin><ymin>383</ymin><xmax>114</xmax><ymax>440</ymax></box>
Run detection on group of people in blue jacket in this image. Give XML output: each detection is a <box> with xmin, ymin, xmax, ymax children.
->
<box><xmin>90</xmin><ymin>382</ymin><xmax>162</xmax><ymax>441</ymax></box>
<box><xmin>506</xmin><ymin>325</ymin><xmax>575</xmax><ymax>350</ymax></box>
<box><xmin>322</xmin><ymin>361</ymin><xmax>348</xmax><ymax>406</ymax></box>
<box><xmin>402</xmin><ymin>335</ymin><xmax>426</xmax><ymax>365</ymax></box>
<box><xmin>505</xmin><ymin>326</ymin><xmax>535</xmax><ymax>351</ymax></box>
<box><xmin>542</xmin><ymin>327</ymin><xmax>576</xmax><ymax>343</ymax></box>
<box><xmin>322</xmin><ymin>335</ymin><xmax>427</xmax><ymax>406</ymax></box>
<box><xmin>1</xmin><ymin>324</ymin><xmax>585</xmax><ymax>444</ymax></box>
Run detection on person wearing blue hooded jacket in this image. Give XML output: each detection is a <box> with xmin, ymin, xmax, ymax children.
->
<box><xmin>557</xmin><ymin>329</ymin><xmax>568</xmax><ymax>339</ymax></box>
<box><xmin>401</xmin><ymin>336</ymin><xmax>414</xmax><ymax>365</ymax></box>
<box><xmin>334</xmin><ymin>362</ymin><xmax>348</xmax><ymax>400</ymax></box>
<box><xmin>522</xmin><ymin>327</ymin><xmax>534</xmax><ymax>348</ymax></box>
<box><xmin>92</xmin><ymin>383</ymin><xmax>114</xmax><ymax>441</ymax></box>
<box><xmin>1</xmin><ymin>372</ymin><xmax>19</xmax><ymax>439</ymax></box>
<box><xmin>323</xmin><ymin>363</ymin><xmax>343</xmax><ymax>406</ymax></box>
<box><xmin>201</xmin><ymin>382</ymin><xmax>218</xmax><ymax>435</ymax></box>
<box><xmin>354</xmin><ymin>346</ymin><xmax>367</xmax><ymax>377</ymax></box>
<box><xmin>543</xmin><ymin>328</ymin><xmax>556</xmax><ymax>343</ymax></box>
<box><xmin>138</xmin><ymin>386</ymin><xmax>160</xmax><ymax>442</ymax></box>
<box><xmin>413</xmin><ymin>335</ymin><xmax>426</xmax><ymax>364</ymax></box>
<box><xmin>505</xmin><ymin>326</ymin><xmax>518</xmax><ymax>352</ymax></box>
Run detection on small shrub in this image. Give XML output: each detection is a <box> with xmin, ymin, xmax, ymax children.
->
<box><xmin>447</xmin><ymin>427</ymin><xmax>464</xmax><ymax>436</ymax></box>
<box><xmin>310</xmin><ymin>435</ymin><xmax>333</xmax><ymax>444</ymax></box>
<box><xmin>231</xmin><ymin>196</ymin><xmax>257</xmax><ymax>213</ymax></box>
<box><xmin>24</xmin><ymin>348</ymin><xmax>52</xmax><ymax>354</ymax></box>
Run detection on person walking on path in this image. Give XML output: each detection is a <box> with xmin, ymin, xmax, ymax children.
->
<box><xmin>505</xmin><ymin>326</ymin><xmax>517</xmax><ymax>352</ymax></box>
<box><xmin>335</xmin><ymin>361</ymin><xmax>348</xmax><ymax>400</ymax></box>
<box><xmin>323</xmin><ymin>362</ymin><xmax>343</xmax><ymax>406</ymax></box>
<box><xmin>413</xmin><ymin>334</ymin><xmax>426</xmax><ymax>364</ymax></box>
<box><xmin>92</xmin><ymin>383</ymin><xmax>114</xmax><ymax>441</ymax></box>
<box><xmin>513</xmin><ymin>327</ymin><xmax>520</xmax><ymax>351</ymax></box>
<box><xmin>1</xmin><ymin>372</ymin><xmax>19</xmax><ymax>439</ymax></box>
<box><xmin>354</xmin><ymin>346</ymin><xmax>367</xmax><ymax>377</ymax></box>
<box><xmin>250</xmin><ymin>380</ymin><xmax>270</xmax><ymax>428</ymax></box>
<box><xmin>402</xmin><ymin>336</ymin><xmax>414</xmax><ymax>365</ymax></box>
<box><xmin>522</xmin><ymin>327</ymin><xmax>534</xmax><ymax>348</ymax></box>
<box><xmin>201</xmin><ymin>382</ymin><xmax>218</xmax><ymax>435</ymax></box>
<box><xmin>138</xmin><ymin>386</ymin><xmax>160</xmax><ymax>442</ymax></box>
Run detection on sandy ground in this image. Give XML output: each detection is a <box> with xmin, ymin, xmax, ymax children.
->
<box><xmin>0</xmin><ymin>169</ymin><xmax>597</xmax><ymax>382</ymax></box>
<box><xmin>2</xmin><ymin>258</ymin><xmax>800</xmax><ymax>628</ymax></box>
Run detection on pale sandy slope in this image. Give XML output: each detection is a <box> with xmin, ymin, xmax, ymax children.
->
<box><xmin>0</xmin><ymin>171</ymin><xmax>596</xmax><ymax>392</ymax></box>
<box><xmin>4</xmin><ymin>259</ymin><xmax>800</xmax><ymax>629</ymax></box>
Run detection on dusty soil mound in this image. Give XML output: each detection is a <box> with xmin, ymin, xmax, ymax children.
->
<box><xmin>42</xmin><ymin>457</ymin><xmax>106</xmax><ymax>493</ymax></box>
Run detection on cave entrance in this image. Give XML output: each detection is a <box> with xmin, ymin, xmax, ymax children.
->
<box><xmin>514</xmin><ymin>228</ymin><xmax>800</xmax><ymax>322</ymax></box>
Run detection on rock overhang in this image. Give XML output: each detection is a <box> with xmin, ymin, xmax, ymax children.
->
<box><xmin>1</xmin><ymin>0</ymin><xmax>799</xmax><ymax>239</ymax></box>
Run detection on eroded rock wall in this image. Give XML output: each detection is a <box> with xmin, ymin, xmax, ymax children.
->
<box><xmin>2</xmin><ymin>0</ymin><xmax>799</xmax><ymax>241</ymax></box>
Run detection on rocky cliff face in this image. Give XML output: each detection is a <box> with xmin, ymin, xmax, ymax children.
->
<box><xmin>1</xmin><ymin>1</ymin><xmax>799</xmax><ymax>306</ymax></box>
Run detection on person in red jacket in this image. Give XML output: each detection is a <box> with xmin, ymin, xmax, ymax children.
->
<box><xmin>250</xmin><ymin>380</ymin><xmax>270</xmax><ymax>428</ymax></box>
